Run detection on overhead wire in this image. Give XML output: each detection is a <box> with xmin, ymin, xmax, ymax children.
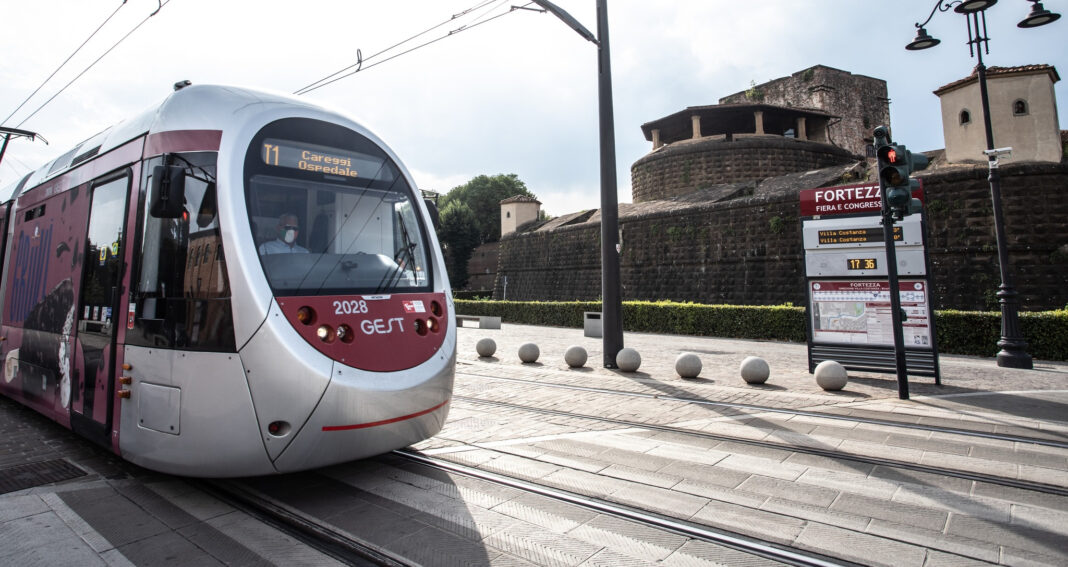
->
<box><xmin>295</xmin><ymin>0</ymin><xmax>534</xmax><ymax>96</ymax></box>
<box><xmin>293</xmin><ymin>0</ymin><xmax>506</xmax><ymax>95</ymax></box>
<box><xmin>6</xmin><ymin>0</ymin><xmax>534</xmax><ymax>131</ymax></box>
<box><xmin>11</xmin><ymin>0</ymin><xmax>170</xmax><ymax>129</ymax></box>
<box><xmin>0</xmin><ymin>154</ymin><xmax>35</xmax><ymax>182</ymax></box>
<box><xmin>1</xmin><ymin>1</ymin><xmax>130</xmax><ymax>127</ymax></box>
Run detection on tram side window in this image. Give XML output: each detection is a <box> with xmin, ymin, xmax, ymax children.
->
<box><xmin>130</xmin><ymin>153</ymin><xmax>235</xmax><ymax>351</ymax></box>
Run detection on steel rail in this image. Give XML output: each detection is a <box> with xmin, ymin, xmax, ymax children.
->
<box><xmin>200</xmin><ymin>479</ymin><xmax>411</xmax><ymax>567</ymax></box>
<box><xmin>392</xmin><ymin>449</ymin><xmax>856</xmax><ymax>567</ymax></box>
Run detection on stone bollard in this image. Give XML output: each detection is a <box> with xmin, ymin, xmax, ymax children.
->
<box><xmin>615</xmin><ymin>348</ymin><xmax>642</xmax><ymax>372</ymax></box>
<box><xmin>564</xmin><ymin>345</ymin><xmax>588</xmax><ymax>368</ymax></box>
<box><xmin>739</xmin><ymin>356</ymin><xmax>770</xmax><ymax>384</ymax></box>
<box><xmin>518</xmin><ymin>343</ymin><xmax>540</xmax><ymax>364</ymax></box>
<box><xmin>475</xmin><ymin>338</ymin><xmax>497</xmax><ymax>358</ymax></box>
<box><xmin>814</xmin><ymin>360</ymin><xmax>848</xmax><ymax>391</ymax></box>
<box><xmin>675</xmin><ymin>353</ymin><xmax>702</xmax><ymax>379</ymax></box>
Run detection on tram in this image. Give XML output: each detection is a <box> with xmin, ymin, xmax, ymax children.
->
<box><xmin>0</xmin><ymin>83</ymin><xmax>455</xmax><ymax>477</ymax></box>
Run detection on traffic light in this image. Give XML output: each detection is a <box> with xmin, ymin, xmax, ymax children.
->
<box><xmin>877</xmin><ymin>143</ymin><xmax>911</xmax><ymax>218</ymax></box>
<box><xmin>873</xmin><ymin>127</ymin><xmax>929</xmax><ymax>221</ymax></box>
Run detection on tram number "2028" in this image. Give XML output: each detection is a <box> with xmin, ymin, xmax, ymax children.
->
<box><xmin>333</xmin><ymin>300</ymin><xmax>369</xmax><ymax>315</ymax></box>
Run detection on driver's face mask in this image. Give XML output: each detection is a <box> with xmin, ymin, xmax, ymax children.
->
<box><xmin>280</xmin><ymin>225</ymin><xmax>298</xmax><ymax>244</ymax></box>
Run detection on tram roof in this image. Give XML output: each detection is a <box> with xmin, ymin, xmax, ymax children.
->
<box><xmin>2</xmin><ymin>84</ymin><xmax>331</xmax><ymax>203</ymax></box>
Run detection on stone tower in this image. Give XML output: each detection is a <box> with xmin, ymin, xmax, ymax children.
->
<box><xmin>500</xmin><ymin>195</ymin><xmax>541</xmax><ymax>237</ymax></box>
<box><xmin>933</xmin><ymin>64</ymin><xmax>1061</xmax><ymax>163</ymax></box>
<box><xmin>719</xmin><ymin>65</ymin><xmax>890</xmax><ymax>156</ymax></box>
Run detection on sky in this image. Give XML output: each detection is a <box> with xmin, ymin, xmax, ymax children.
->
<box><xmin>1</xmin><ymin>0</ymin><xmax>1066</xmax><ymax>217</ymax></box>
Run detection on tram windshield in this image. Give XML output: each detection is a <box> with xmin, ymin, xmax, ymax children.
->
<box><xmin>245</xmin><ymin>119</ymin><xmax>431</xmax><ymax>296</ymax></box>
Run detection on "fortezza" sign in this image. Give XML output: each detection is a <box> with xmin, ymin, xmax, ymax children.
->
<box><xmin>799</xmin><ymin>182</ymin><xmax>924</xmax><ymax>217</ymax></box>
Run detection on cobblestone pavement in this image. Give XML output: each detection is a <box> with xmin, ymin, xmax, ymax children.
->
<box><xmin>402</xmin><ymin>323</ymin><xmax>1068</xmax><ymax>565</ymax></box>
<box><xmin>3</xmin><ymin>322</ymin><xmax>1067</xmax><ymax>566</ymax></box>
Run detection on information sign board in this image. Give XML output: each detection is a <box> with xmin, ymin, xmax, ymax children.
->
<box><xmin>809</xmin><ymin>280</ymin><xmax>933</xmax><ymax>348</ymax></box>
<box><xmin>800</xmin><ymin>180</ymin><xmax>940</xmax><ymax>381</ymax></box>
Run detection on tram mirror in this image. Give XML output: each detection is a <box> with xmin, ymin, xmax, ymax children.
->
<box><xmin>424</xmin><ymin>198</ymin><xmax>440</xmax><ymax>230</ymax></box>
<box><xmin>150</xmin><ymin>165</ymin><xmax>186</xmax><ymax>218</ymax></box>
<box><xmin>196</xmin><ymin>182</ymin><xmax>217</xmax><ymax>228</ymax></box>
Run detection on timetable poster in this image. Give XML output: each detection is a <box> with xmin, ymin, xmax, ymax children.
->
<box><xmin>809</xmin><ymin>280</ymin><xmax>932</xmax><ymax>348</ymax></box>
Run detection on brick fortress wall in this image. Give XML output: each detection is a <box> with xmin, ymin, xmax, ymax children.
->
<box><xmin>494</xmin><ymin>162</ymin><xmax>1068</xmax><ymax>311</ymax></box>
<box><xmin>631</xmin><ymin>137</ymin><xmax>856</xmax><ymax>203</ymax></box>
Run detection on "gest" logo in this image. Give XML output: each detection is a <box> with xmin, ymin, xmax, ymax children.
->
<box><xmin>360</xmin><ymin>317</ymin><xmax>405</xmax><ymax>335</ymax></box>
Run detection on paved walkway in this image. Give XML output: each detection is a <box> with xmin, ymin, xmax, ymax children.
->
<box><xmin>455</xmin><ymin>322</ymin><xmax>1068</xmax><ymax>405</ymax></box>
<box><xmin>2</xmin><ymin>322</ymin><xmax>1065</xmax><ymax>565</ymax></box>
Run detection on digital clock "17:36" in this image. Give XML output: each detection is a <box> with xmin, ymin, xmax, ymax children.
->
<box><xmin>847</xmin><ymin>258</ymin><xmax>878</xmax><ymax>270</ymax></box>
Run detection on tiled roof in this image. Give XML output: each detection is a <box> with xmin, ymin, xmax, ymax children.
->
<box><xmin>500</xmin><ymin>195</ymin><xmax>541</xmax><ymax>205</ymax></box>
<box><xmin>933</xmin><ymin>64</ymin><xmax>1059</xmax><ymax>95</ymax></box>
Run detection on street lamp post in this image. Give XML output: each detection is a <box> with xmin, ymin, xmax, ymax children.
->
<box><xmin>530</xmin><ymin>0</ymin><xmax>625</xmax><ymax>368</ymax></box>
<box><xmin>906</xmin><ymin>0</ymin><xmax>1060</xmax><ymax>369</ymax></box>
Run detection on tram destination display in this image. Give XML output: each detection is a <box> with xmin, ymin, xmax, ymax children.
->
<box><xmin>261</xmin><ymin>139</ymin><xmax>380</xmax><ymax>178</ymax></box>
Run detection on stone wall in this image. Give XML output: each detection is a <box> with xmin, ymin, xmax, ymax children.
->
<box><xmin>465</xmin><ymin>241</ymin><xmax>499</xmax><ymax>291</ymax></box>
<box><xmin>631</xmin><ymin>137</ymin><xmax>856</xmax><ymax>202</ymax></box>
<box><xmin>920</xmin><ymin>162</ymin><xmax>1068</xmax><ymax>310</ymax></box>
<box><xmin>719</xmin><ymin>65</ymin><xmax>890</xmax><ymax>157</ymax></box>
<box><xmin>494</xmin><ymin>162</ymin><xmax>1068</xmax><ymax>311</ymax></box>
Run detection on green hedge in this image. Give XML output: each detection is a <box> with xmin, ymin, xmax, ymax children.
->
<box><xmin>454</xmin><ymin>299</ymin><xmax>1068</xmax><ymax>361</ymax></box>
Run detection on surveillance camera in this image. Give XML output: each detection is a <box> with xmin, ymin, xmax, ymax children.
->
<box><xmin>983</xmin><ymin>147</ymin><xmax>1012</xmax><ymax>158</ymax></box>
<box><xmin>873</xmin><ymin>126</ymin><xmax>889</xmax><ymax>139</ymax></box>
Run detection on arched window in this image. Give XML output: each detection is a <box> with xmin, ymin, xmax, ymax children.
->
<box><xmin>1013</xmin><ymin>99</ymin><xmax>1028</xmax><ymax>116</ymax></box>
<box><xmin>959</xmin><ymin>109</ymin><xmax>971</xmax><ymax>125</ymax></box>
<box><xmin>506</xmin><ymin>211</ymin><xmax>511</xmax><ymax>218</ymax></box>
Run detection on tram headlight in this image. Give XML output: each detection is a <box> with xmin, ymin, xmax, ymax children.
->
<box><xmin>316</xmin><ymin>324</ymin><xmax>336</xmax><ymax>343</ymax></box>
<box><xmin>336</xmin><ymin>324</ymin><xmax>354</xmax><ymax>343</ymax></box>
<box><xmin>296</xmin><ymin>306</ymin><xmax>316</xmax><ymax>325</ymax></box>
<box><xmin>267</xmin><ymin>421</ymin><xmax>291</xmax><ymax>437</ymax></box>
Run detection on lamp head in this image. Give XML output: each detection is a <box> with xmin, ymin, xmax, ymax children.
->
<box><xmin>906</xmin><ymin>26</ymin><xmax>941</xmax><ymax>50</ymax></box>
<box><xmin>954</xmin><ymin>0</ymin><xmax>998</xmax><ymax>14</ymax></box>
<box><xmin>1018</xmin><ymin>1</ymin><xmax>1060</xmax><ymax>28</ymax></box>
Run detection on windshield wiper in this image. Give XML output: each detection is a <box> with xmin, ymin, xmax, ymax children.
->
<box><xmin>375</xmin><ymin>210</ymin><xmax>417</xmax><ymax>293</ymax></box>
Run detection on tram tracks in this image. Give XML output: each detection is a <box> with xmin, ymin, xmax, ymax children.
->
<box><xmin>391</xmin><ymin>449</ymin><xmax>854</xmax><ymax>567</ymax></box>
<box><xmin>182</xmin><ymin>373</ymin><xmax>1065</xmax><ymax>566</ymax></box>
<box><xmin>198</xmin><ymin>478</ymin><xmax>406</xmax><ymax>567</ymax></box>
<box><xmin>453</xmin><ymin>394</ymin><xmax>1068</xmax><ymax>497</ymax></box>
<box><xmin>201</xmin><ymin>457</ymin><xmax>834</xmax><ymax>567</ymax></box>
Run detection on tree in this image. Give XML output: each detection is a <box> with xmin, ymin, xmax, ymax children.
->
<box><xmin>440</xmin><ymin>174</ymin><xmax>536</xmax><ymax>244</ymax></box>
<box><xmin>437</xmin><ymin>201</ymin><xmax>480</xmax><ymax>289</ymax></box>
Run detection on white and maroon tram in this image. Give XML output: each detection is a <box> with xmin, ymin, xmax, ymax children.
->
<box><xmin>0</xmin><ymin>83</ymin><xmax>454</xmax><ymax>476</ymax></box>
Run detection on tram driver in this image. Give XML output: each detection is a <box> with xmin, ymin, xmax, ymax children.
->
<box><xmin>258</xmin><ymin>213</ymin><xmax>309</xmax><ymax>254</ymax></box>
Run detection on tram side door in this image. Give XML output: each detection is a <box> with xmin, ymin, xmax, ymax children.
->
<box><xmin>71</xmin><ymin>174</ymin><xmax>130</xmax><ymax>447</ymax></box>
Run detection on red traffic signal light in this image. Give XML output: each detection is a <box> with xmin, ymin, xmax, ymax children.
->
<box><xmin>877</xmin><ymin>145</ymin><xmax>908</xmax><ymax>187</ymax></box>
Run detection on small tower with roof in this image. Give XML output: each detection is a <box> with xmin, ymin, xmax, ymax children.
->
<box><xmin>934</xmin><ymin>64</ymin><xmax>1061</xmax><ymax>163</ymax></box>
<box><xmin>500</xmin><ymin>195</ymin><xmax>541</xmax><ymax>237</ymax></box>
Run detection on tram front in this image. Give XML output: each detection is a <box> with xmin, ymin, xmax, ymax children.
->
<box><xmin>235</xmin><ymin>116</ymin><xmax>454</xmax><ymax>473</ymax></box>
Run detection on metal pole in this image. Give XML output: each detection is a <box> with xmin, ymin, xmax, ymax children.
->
<box><xmin>975</xmin><ymin>55</ymin><xmax>1032</xmax><ymax>369</ymax></box>
<box><xmin>596</xmin><ymin>0</ymin><xmax>623</xmax><ymax>368</ymax></box>
<box><xmin>0</xmin><ymin>134</ymin><xmax>11</xmax><ymax>170</ymax></box>
<box><xmin>880</xmin><ymin>210</ymin><xmax>910</xmax><ymax>400</ymax></box>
